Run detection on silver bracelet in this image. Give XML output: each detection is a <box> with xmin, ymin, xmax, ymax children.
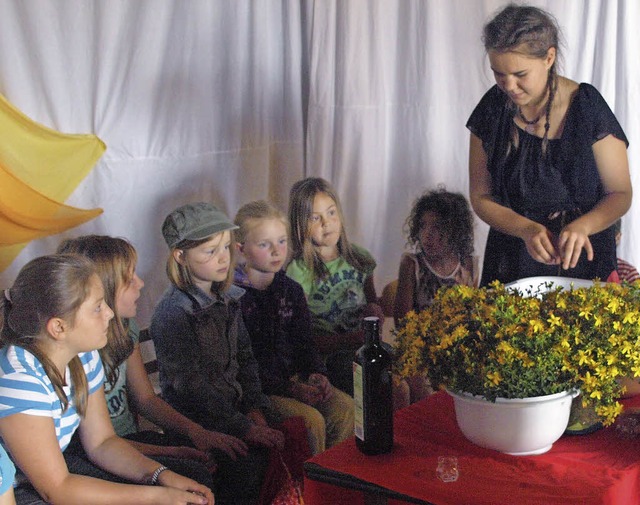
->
<box><xmin>149</xmin><ymin>465</ymin><xmax>169</xmax><ymax>486</ymax></box>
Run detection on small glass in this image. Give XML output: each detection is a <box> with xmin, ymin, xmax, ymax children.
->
<box><xmin>436</xmin><ymin>456</ymin><xmax>459</xmax><ymax>482</ymax></box>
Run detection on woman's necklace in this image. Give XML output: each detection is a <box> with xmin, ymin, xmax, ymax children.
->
<box><xmin>517</xmin><ymin>107</ymin><xmax>541</xmax><ymax>134</ymax></box>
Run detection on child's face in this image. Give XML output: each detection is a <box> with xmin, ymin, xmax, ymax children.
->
<box><xmin>179</xmin><ymin>231</ymin><xmax>232</xmax><ymax>289</ymax></box>
<box><xmin>64</xmin><ymin>274</ymin><xmax>114</xmax><ymax>354</ymax></box>
<box><xmin>309</xmin><ymin>192</ymin><xmax>341</xmax><ymax>250</ymax></box>
<box><xmin>239</xmin><ymin>218</ymin><xmax>288</xmax><ymax>274</ymax></box>
<box><xmin>418</xmin><ymin>211</ymin><xmax>453</xmax><ymax>260</ymax></box>
<box><xmin>116</xmin><ymin>267</ymin><xmax>145</xmax><ymax>319</ymax></box>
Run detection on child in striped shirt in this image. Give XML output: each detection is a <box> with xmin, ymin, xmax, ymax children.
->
<box><xmin>0</xmin><ymin>254</ymin><xmax>212</xmax><ymax>505</ymax></box>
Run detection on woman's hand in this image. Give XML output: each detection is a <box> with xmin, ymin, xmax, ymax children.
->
<box><xmin>189</xmin><ymin>427</ymin><xmax>248</xmax><ymax>461</ymax></box>
<box><xmin>522</xmin><ymin>222</ymin><xmax>560</xmax><ymax>265</ymax></box>
<box><xmin>244</xmin><ymin>424</ymin><xmax>285</xmax><ymax>450</ymax></box>
<box><xmin>558</xmin><ymin>222</ymin><xmax>594</xmax><ymax>270</ymax></box>
<box><xmin>523</xmin><ymin>218</ymin><xmax>595</xmax><ymax>270</ymax></box>
<box><xmin>156</xmin><ymin>469</ymin><xmax>214</xmax><ymax>504</ymax></box>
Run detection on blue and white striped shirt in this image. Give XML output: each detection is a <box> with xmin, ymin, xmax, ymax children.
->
<box><xmin>0</xmin><ymin>346</ymin><xmax>104</xmax><ymax>453</ymax></box>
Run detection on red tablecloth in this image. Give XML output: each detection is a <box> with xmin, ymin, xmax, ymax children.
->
<box><xmin>304</xmin><ymin>392</ymin><xmax>640</xmax><ymax>505</ymax></box>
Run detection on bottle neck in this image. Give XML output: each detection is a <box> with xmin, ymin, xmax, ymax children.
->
<box><xmin>363</xmin><ymin>317</ymin><xmax>381</xmax><ymax>345</ymax></box>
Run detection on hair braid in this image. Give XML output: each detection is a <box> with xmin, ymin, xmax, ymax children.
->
<box><xmin>541</xmin><ymin>66</ymin><xmax>557</xmax><ymax>156</ymax></box>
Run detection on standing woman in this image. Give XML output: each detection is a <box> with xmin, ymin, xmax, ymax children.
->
<box><xmin>0</xmin><ymin>255</ymin><xmax>213</xmax><ymax>505</ymax></box>
<box><xmin>468</xmin><ymin>4</ymin><xmax>631</xmax><ymax>286</ymax></box>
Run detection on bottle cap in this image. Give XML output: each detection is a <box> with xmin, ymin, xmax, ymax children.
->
<box><xmin>362</xmin><ymin>316</ymin><xmax>380</xmax><ymax>331</ymax></box>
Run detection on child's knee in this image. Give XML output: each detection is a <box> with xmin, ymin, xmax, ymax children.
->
<box><xmin>299</xmin><ymin>407</ymin><xmax>326</xmax><ymax>454</ymax></box>
<box><xmin>323</xmin><ymin>388</ymin><xmax>354</xmax><ymax>446</ymax></box>
<box><xmin>303</xmin><ymin>406</ymin><xmax>326</xmax><ymax>433</ymax></box>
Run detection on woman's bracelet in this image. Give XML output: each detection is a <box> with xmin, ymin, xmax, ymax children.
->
<box><xmin>149</xmin><ymin>465</ymin><xmax>170</xmax><ymax>486</ymax></box>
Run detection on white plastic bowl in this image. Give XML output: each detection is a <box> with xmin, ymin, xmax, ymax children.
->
<box><xmin>505</xmin><ymin>276</ymin><xmax>594</xmax><ymax>296</ymax></box>
<box><xmin>449</xmin><ymin>389</ymin><xmax>578</xmax><ymax>456</ymax></box>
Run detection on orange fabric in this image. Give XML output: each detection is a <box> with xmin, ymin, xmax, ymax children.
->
<box><xmin>0</xmin><ymin>93</ymin><xmax>105</xmax><ymax>199</ymax></box>
<box><xmin>0</xmin><ymin>93</ymin><xmax>105</xmax><ymax>270</ymax></box>
<box><xmin>304</xmin><ymin>392</ymin><xmax>640</xmax><ymax>505</ymax></box>
<box><xmin>0</xmin><ymin>163</ymin><xmax>102</xmax><ymax>245</ymax></box>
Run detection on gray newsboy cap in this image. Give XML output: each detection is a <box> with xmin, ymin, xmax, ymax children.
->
<box><xmin>162</xmin><ymin>202</ymin><xmax>238</xmax><ymax>248</ymax></box>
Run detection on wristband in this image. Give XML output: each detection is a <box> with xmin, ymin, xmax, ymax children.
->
<box><xmin>149</xmin><ymin>465</ymin><xmax>169</xmax><ymax>486</ymax></box>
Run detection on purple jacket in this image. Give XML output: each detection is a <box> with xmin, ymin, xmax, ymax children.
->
<box><xmin>234</xmin><ymin>268</ymin><xmax>326</xmax><ymax>396</ymax></box>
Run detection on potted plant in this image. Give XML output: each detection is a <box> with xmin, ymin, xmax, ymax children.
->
<box><xmin>393</xmin><ymin>278</ymin><xmax>640</xmax><ymax>454</ymax></box>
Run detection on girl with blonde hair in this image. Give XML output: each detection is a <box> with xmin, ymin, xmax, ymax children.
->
<box><xmin>234</xmin><ymin>200</ymin><xmax>354</xmax><ymax>455</ymax></box>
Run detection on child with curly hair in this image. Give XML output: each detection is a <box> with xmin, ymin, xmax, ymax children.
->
<box><xmin>394</xmin><ymin>188</ymin><xmax>479</xmax><ymax>324</ymax></box>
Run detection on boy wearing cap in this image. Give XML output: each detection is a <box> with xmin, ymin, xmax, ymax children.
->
<box><xmin>150</xmin><ymin>202</ymin><xmax>285</xmax><ymax>505</ymax></box>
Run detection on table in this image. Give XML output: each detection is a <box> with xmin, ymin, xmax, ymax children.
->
<box><xmin>303</xmin><ymin>392</ymin><xmax>640</xmax><ymax>505</ymax></box>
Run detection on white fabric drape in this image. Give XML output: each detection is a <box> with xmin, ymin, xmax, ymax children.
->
<box><xmin>0</xmin><ymin>0</ymin><xmax>307</xmax><ymax>323</ymax></box>
<box><xmin>1</xmin><ymin>0</ymin><xmax>637</xmax><ymax>327</ymax></box>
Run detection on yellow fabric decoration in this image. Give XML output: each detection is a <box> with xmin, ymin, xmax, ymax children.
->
<box><xmin>0</xmin><ymin>93</ymin><xmax>105</xmax><ymax>271</ymax></box>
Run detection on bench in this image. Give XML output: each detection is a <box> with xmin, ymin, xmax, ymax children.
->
<box><xmin>138</xmin><ymin>328</ymin><xmax>161</xmax><ymax>393</ymax></box>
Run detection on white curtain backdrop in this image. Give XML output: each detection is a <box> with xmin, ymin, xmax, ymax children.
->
<box><xmin>1</xmin><ymin>0</ymin><xmax>638</xmax><ymax>328</ymax></box>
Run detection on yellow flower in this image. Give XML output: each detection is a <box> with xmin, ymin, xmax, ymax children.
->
<box><xmin>547</xmin><ymin>313</ymin><xmax>562</xmax><ymax>327</ymax></box>
<box><xmin>496</xmin><ymin>341</ymin><xmax>514</xmax><ymax>353</ymax></box>
<box><xmin>529</xmin><ymin>319</ymin><xmax>544</xmax><ymax>334</ymax></box>
<box><xmin>577</xmin><ymin>350</ymin><xmax>592</xmax><ymax>366</ymax></box>
<box><xmin>607</xmin><ymin>298</ymin><xmax>621</xmax><ymax>313</ymax></box>
<box><xmin>392</xmin><ymin>280</ymin><xmax>640</xmax><ymax>425</ymax></box>
<box><xmin>487</xmin><ymin>370</ymin><xmax>502</xmax><ymax>386</ymax></box>
<box><xmin>456</xmin><ymin>285</ymin><xmax>475</xmax><ymax>299</ymax></box>
<box><xmin>583</xmin><ymin>372</ymin><xmax>600</xmax><ymax>391</ymax></box>
<box><xmin>597</xmin><ymin>402</ymin><xmax>623</xmax><ymax>426</ymax></box>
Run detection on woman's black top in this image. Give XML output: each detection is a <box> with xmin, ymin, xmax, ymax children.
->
<box><xmin>467</xmin><ymin>83</ymin><xmax>628</xmax><ymax>285</ymax></box>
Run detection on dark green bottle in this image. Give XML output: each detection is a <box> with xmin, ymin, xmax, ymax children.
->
<box><xmin>353</xmin><ymin>316</ymin><xmax>393</xmax><ymax>454</ymax></box>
